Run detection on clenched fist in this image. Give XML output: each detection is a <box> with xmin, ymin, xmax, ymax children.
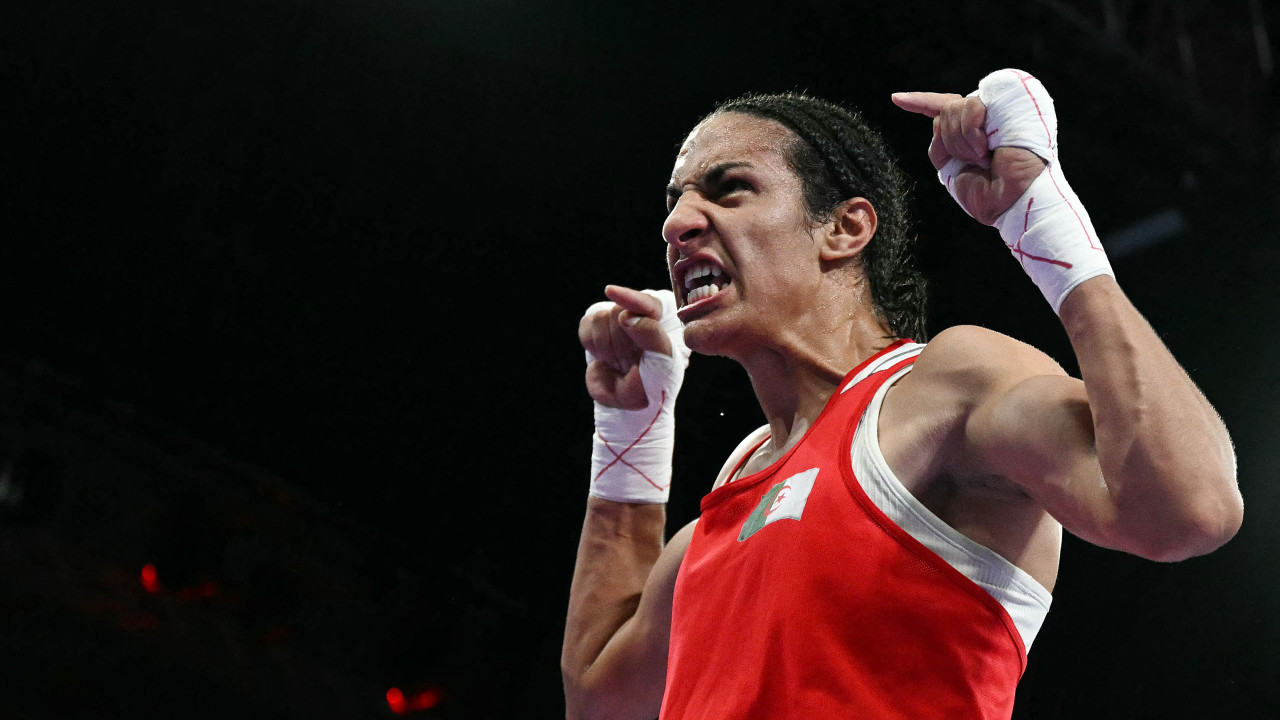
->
<box><xmin>891</xmin><ymin>91</ymin><xmax>1047</xmax><ymax>226</ymax></box>
<box><xmin>579</xmin><ymin>286</ymin><xmax>685</xmax><ymax>410</ymax></box>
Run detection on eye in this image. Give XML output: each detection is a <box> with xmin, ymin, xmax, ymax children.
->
<box><xmin>717</xmin><ymin>178</ymin><xmax>751</xmax><ymax>198</ymax></box>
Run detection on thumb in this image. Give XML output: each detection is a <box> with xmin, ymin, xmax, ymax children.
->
<box><xmin>605</xmin><ymin>285</ymin><xmax>674</xmax><ymax>357</ymax></box>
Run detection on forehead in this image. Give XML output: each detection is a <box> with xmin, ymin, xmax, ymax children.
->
<box><xmin>670</xmin><ymin>112</ymin><xmax>797</xmax><ymax>182</ymax></box>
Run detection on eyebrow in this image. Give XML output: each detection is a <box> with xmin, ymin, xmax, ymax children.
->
<box><xmin>665</xmin><ymin>161</ymin><xmax>755</xmax><ymax>203</ymax></box>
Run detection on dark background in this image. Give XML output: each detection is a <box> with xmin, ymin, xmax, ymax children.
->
<box><xmin>3</xmin><ymin>0</ymin><xmax>1279</xmax><ymax>718</ymax></box>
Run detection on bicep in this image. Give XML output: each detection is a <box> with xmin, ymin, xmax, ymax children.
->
<box><xmin>578</xmin><ymin>520</ymin><xmax>695</xmax><ymax>720</ymax></box>
<box><xmin>966</xmin><ymin>373</ymin><xmax>1124</xmax><ymax>550</ymax></box>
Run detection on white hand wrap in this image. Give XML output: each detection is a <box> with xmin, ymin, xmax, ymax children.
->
<box><xmin>585</xmin><ymin>289</ymin><xmax>691</xmax><ymax>504</ymax></box>
<box><xmin>938</xmin><ymin>68</ymin><xmax>1114</xmax><ymax>314</ymax></box>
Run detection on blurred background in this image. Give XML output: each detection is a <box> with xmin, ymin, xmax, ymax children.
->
<box><xmin>2</xmin><ymin>0</ymin><xmax>1278</xmax><ymax>717</ymax></box>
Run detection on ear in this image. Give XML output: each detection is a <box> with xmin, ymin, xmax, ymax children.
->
<box><xmin>818</xmin><ymin>198</ymin><xmax>878</xmax><ymax>263</ymax></box>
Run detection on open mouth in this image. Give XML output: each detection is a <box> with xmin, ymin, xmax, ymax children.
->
<box><xmin>682</xmin><ymin>260</ymin><xmax>731</xmax><ymax>307</ymax></box>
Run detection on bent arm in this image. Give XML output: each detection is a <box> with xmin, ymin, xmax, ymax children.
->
<box><xmin>1058</xmin><ymin>276</ymin><xmax>1240</xmax><ymax>558</ymax></box>
<box><xmin>897</xmin><ymin>70</ymin><xmax>1241</xmax><ymax>561</ymax></box>
<box><xmin>967</xmin><ymin>278</ymin><xmax>1242</xmax><ymax>561</ymax></box>
<box><xmin>562</xmin><ymin>500</ymin><xmax>693</xmax><ymax>720</ymax></box>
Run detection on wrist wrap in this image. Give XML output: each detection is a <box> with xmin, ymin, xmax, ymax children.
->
<box><xmin>939</xmin><ymin>68</ymin><xmax>1114</xmax><ymax>313</ymax></box>
<box><xmin>585</xmin><ymin>290</ymin><xmax>690</xmax><ymax>503</ymax></box>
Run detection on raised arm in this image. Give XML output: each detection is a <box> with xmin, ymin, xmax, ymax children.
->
<box><xmin>1052</xmin><ymin>276</ymin><xmax>1237</xmax><ymax>559</ymax></box>
<box><xmin>894</xmin><ymin>70</ymin><xmax>1242</xmax><ymax>561</ymax></box>
<box><xmin>562</xmin><ymin>286</ymin><xmax>690</xmax><ymax>720</ymax></box>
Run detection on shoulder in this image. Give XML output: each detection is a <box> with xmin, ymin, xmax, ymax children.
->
<box><xmin>878</xmin><ymin>326</ymin><xmax>1072</xmax><ymax>479</ymax></box>
<box><xmin>910</xmin><ymin>325</ymin><xmax>1068</xmax><ymax>396</ymax></box>
<box><xmin>881</xmin><ymin>334</ymin><xmax>1074</xmax><ymax>589</ymax></box>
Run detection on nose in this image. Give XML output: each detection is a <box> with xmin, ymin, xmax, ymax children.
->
<box><xmin>662</xmin><ymin>193</ymin><xmax>709</xmax><ymax>250</ymax></box>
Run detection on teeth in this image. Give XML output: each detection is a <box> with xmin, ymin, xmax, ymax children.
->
<box><xmin>687</xmin><ymin>285</ymin><xmax>714</xmax><ymax>304</ymax></box>
<box><xmin>686</xmin><ymin>281</ymin><xmax>729</xmax><ymax>305</ymax></box>
<box><xmin>682</xmin><ymin>261</ymin><xmax>721</xmax><ymax>289</ymax></box>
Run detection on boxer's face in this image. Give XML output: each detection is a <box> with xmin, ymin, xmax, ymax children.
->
<box><xmin>663</xmin><ymin>112</ymin><xmax>825</xmax><ymax>358</ymax></box>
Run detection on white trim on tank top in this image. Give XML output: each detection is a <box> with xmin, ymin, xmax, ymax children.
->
<box><xmin>729</xmin><ymin>344</ymin><xmax>1052</xmax><ymax>649</ymax></box>
<box><xmin>851</xmin><ymin>362</ymin><xmax>1053</xmax><ymax>650</ymax></box>
<box><xmin>840</xmin><ymin>342</ymin><xmax>927</xmax><ymax>394</ymax></box>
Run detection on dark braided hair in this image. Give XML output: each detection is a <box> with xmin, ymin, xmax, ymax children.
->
<box><xmin>709</xmin><ymin>92</ymin><xmax>929</xmax><ymax>341</ymax></box>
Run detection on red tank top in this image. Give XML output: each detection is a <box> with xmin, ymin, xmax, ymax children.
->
<box><xmin>661</xmin><ymin>340</ymin><xmax>1026</xmax><ymax>720</ymax></box>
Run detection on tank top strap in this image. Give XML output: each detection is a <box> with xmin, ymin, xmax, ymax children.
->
<box><xmin>706</xmin><ymin>340</ymin><xmax>925</xmax><ymax>501</ymax></box>
<box><xmin>840</xmin><ymin>340</ymin><xmax>925</xmax><ymax>396</ymax></box>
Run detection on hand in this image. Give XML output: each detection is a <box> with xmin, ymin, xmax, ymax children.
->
<box><xmin>579</xmin><ymin>286</ymin><xmax>677</xmax><ymax>410</ymax></box>
<box><xmin>892</xmin><ymin>91</ymin><xmax>1048</xmax><ymax>225</ymax></box>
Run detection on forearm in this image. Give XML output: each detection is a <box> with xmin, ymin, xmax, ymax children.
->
<box><xmin>568</xmin><ymin>287</ymin><xmax>691</xmax><ymax>717</ymax></box>
<box><xmin>562</xmin><ymin>498</ymin><xmax>666</xmax><ymax>716</ymax></box>
<box><xmin>1059</xmin><ymin>276</ymin><xmax>1242</xmax><ymax>559</ymax></box>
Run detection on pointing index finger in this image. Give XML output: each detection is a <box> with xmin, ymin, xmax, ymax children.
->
<box><xmin>604</xmin><ymin>285</ymin><xmax>662</xmax><ymax>319</ymax></box>
<box><xmin>891</xmin><ymin>91</ymin><xmax>964</xmax><ymax>119</ymax></box>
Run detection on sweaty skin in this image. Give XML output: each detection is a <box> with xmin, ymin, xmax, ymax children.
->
<box><xmin>563</xmin><ymin>99</ymin><xmax>1242</xmax><ymax>720</ymax></box>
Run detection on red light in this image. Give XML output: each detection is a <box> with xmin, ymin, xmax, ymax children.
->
<box><xmin>409</xmin><ymin>688</ymin><xmax>441</xmax><ymax>710</ymax></box>
<box><xmin>140</xmin><ymin>564</ymin><xmax>160</xmax><ymax>594</ymax></box>
<box><xmin>386</xmin><ymin>685</ymin><xmax>443</xmax><ymax>715</ymax></box>
<box><xmin>386</xmin><ymin>687</ymin><xmax>406</xmax><ymax>715</ymax></box>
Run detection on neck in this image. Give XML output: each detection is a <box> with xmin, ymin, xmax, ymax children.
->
<box><xmin>736</xmin><ymin>305</ymin><xmax>894</xmax><ymax>457</ymax></box>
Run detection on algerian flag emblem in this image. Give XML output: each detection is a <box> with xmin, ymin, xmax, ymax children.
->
<box><xmin>737</xmin><ymin>468</ymin><xmax>820</xmax><ymax>542</ymax></box>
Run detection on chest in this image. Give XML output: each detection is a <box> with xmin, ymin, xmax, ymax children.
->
<box><xmin>726</xmin><ymin>378</ymin><xmax>1040</xmax><ymax>577</ymax></box>
<box><xmin>730</xmin><ymin>387</ymin><xmax>971</xmax><ymax>509</ymax></box>
<box><xmin>681</xmin><ymin>424</ymin><xmax>1025</xmax><ymax>663</ymax></box>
